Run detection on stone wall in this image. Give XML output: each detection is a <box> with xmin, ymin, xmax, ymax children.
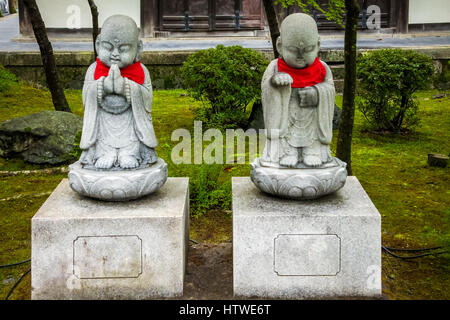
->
<box><xmin>1</xmin><ymin>48</ymin><xmax>449</xmax><ymax>92</ymax></box>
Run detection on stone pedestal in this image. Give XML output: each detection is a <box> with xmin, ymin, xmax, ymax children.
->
<box><xmin>68</xmin><ymin>158</ymin><xmax>168</xmax><ymax>201</ymax></box>
<box><xmin>233</xmin><ymin>177</ymin><xmax>381</xmax><ymax>299</ymax></box>
<box><xmin>251</xmin><ymin>157</ymin><xmax>347</xmax><ymax>200</ymax></box>
<box><xmin>31</xmin><ymin>177</ymin><xmax>189</xmax><ymax>300</ymax></box>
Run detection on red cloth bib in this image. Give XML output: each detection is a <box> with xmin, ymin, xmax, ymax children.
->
<box><xmin>94</xmin><ymin>58</ymin><xmax>145</xmax><ymax>85</ymax></box>
<box><xmin>277</xmin><ymin>57</ymin><xmax>326</xmax><ymax>88</ymax></box>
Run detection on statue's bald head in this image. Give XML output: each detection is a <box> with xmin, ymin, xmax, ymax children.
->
<box><xmin>96</xmin><ymin>15</ymin><xmax>142</xmax><ymax>69</ymax></box>
<box><xmin>101</xmin><ymin>15</ymin><xmax>140</xmax><ymax>42</ymax></box>
<box><xmin>276</xmin><ymin>13</ymin><xmax>320</xmax><ymax>69</ymax></box>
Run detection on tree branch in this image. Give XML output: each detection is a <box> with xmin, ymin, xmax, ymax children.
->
<box><xmin>87</xmin><ymin>0</ymin><xmax>99</xmax><ymax>57</ymax></box>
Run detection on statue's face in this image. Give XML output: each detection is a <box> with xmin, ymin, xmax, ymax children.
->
<box><xmin>278</xmin><ymin>33</ymin><xmax>319</xmax><ymax>69</ymax></box>
<box><xmin>97</xmin><ymin>28</ymin><xmax>140</xmax><ymax>69</ymax></box>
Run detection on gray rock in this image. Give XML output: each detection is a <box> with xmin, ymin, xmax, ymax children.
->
<box><xmin>432</xmin><ymin>93</ymin><xmax>446</xmax><ymax>99</ymax></box>
<box><xmin>247</xmin><ymin>101</ymin><xmax>264</xmax><ymax>130</ymax></box>
<box><xmin>0</xmin><ymin>110</ymin><xmax>83</xmax><ymax>164</ymax></box>
<box><xmin>333</xmin><ymin>103</ymin><xmax>342</xmax><ymax>130</ymax></box>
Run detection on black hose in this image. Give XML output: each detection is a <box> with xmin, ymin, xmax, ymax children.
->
<box><xmin>382</xmin><ymin>246</ymin><xmax>448</xmax><ymax>260</ymax></box>
<box><xmin>5</xmin><ymin>268</ymin><xmax>31</xmax><ymax>300</ymax></box>
<box><xmin>0</xmin><ymin>259</ymin><xmax>31</xmax><ymax>269</ymax></box>
<box><xmin>382</xmin><ymin>246</ymin><xmax>443</xmax><ymax>252</ymax></box>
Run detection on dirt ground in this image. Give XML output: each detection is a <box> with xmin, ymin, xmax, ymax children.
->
<box><xmin>182</xmin><ymin>242</ymin><xmax>234</xmax><ymax>300</ymax></box>
<box><xmin>174</xmin><ymin>242</ymin><xmax>390</xmax><ymax>300</ymax></box>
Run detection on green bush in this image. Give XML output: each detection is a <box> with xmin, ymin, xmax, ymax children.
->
<box><xmin>10</xmin><ymin>4</ymin><xmax>17</xmax><ymax>14</ymax></box>
<box><xmin>357</xmin><ymin>49</ymin><xmax>434</xmax><ymax>132</ymax></box>
<box><xmin>0</xmin><ymin>64</ymin><xmax>19</xmax><ymax>94</ymax></box>
<box><xmin>188</xmin><ymin>164</ymin><xmax>231</xmax><ymax>218</ymax></box>
<box><xmin>193</xmin><ymin>106</ymin><xmax>249</xmax><ymax>131</ymax></box>
<box><xmin>181</xmin><ymin>45</ymin><xmax>268</xmax><ymax>129</ymax></box>
<box><xmin>69</xmin><ymin>130</ymin><xmax>83</xmax><ymax>159</ymax></box>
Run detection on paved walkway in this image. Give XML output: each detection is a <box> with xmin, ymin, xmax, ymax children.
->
<box><xmin>1</xmin><ymin>14</ymin><xmax>449</xmax><ymax>52</ymax></box>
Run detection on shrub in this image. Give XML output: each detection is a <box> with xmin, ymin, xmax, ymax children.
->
<box><xmin>193</xmin><ymin>106</ymin><xmax>249</xmax><ymax>131</ymax></box>
<box><xmin>0</xmin><ymin>64</ymin><xmax>19</xmax><ymax>94</ymax></box>
<box><xmin>69</xmin><ymin>130</ymin><xmax>83</xmax><ymax>159</ymax></box>
<box><xmin>181</xmin><ymin>45</ymin><xmax>268</xmax><ymax>129</ymax></box>
<box><xmin>357</xmin><ymin>49</ymin><xmax>434</xmax><ymax>132</ymax></box>
<box><xmin>10</xmin><ymin>3</ymin><xmax>17</xmax><ymax>14</ymax></box>
<box><xmin>189</xmin><ymin>164</ymin><xmax>231</xmax><ymax>218</ymax></box>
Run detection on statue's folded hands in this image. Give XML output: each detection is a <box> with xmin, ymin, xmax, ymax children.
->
<box><xmin>297</xmin><ymin>86</ymin><xmax>319</xmax><ymax>108</ymax></box>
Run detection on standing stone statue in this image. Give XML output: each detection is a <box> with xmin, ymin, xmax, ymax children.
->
<box><xmin>68</xmin><ymin>15</ymin><xmax>167</xmax><ymax>201</ymax></box>
<box><xmin>251</xmin><ymin>13</ymin><xmax>347</xmax><ymax>199</ymax></box>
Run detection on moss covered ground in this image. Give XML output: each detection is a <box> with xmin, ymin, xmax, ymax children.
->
<box><xmin>0</xmin><ymin>82</ymin><xmax>449</xmax><ymax>300</ymax></box>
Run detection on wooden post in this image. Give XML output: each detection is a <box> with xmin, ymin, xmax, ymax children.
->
<box><xmin>141</xmin><ymin>0</ymin><xmax>158</xmax><ymax>37</ymax></box>
<box><xmin>18</xmin><ymin>0</ymin><xmax>33</xmax><ymax>36</ymax></box>
<box><xmin>262</xmin><ymin>0</ymin><xmax>280</xmax><ymax>58</ymax></box>
<box><xmin>392</xmin><ymin>0</ymin><xmax>409</xmax><ymax>33</ymax></box>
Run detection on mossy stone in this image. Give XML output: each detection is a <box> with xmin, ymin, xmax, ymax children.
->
<box><xmin>0</xmin><ymin>111</ymin><xmax>83</xmax><ymax>164</ymax></box>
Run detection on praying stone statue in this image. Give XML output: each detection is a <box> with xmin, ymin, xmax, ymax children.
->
<box><xmin>68</xmin><ymin>15</ymin><xmax>167</xmax><ymax>201</ymax></box>
<box><xmin>251</xmin><ymin>13</ymin><xmax>347</xmax><ymax>199</ymax></box>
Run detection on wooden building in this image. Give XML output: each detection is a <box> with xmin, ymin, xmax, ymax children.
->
<box><xmin>18</xmin><ymin>0</ymin><xmax>450</xmax><ymax>37</ymax></box>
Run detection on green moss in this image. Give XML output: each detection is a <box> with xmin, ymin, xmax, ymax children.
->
<box><xmin>0</xmin><ymin>82</ymin><xmax>449</xmax><ymax>299</ymax></box>
<box><xmin>0</xmin><ymin>176</ymin><xmax>66</xmax><ymax>300</ymax></box>
<box><xmin>0</xmin><ymin>85</ymin><xmax>84</xmax><ymax>124</ymax></box>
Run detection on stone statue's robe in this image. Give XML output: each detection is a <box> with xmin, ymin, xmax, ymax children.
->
<box><xmin>260</xmin><ymin>59</ymin><xmax>335</xmax><ymax>167</ymax></box>
<box><xmin>79</xmin><ymin>61</ymin><xmax>157</xmax><ymax>166</ymax></box>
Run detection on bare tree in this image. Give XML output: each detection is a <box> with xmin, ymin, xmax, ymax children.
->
<box><xmin>262</xmin><ymin>0</ymin><xmax>280</xmax><ymax>58</ymax></box>
<box><xmin>22</xmin><ymin>0</ymin><xmax>71</xmax><ymax>113</ymax></box>
<box><xmin>336</xmin><ymin>0</ymin><xmax>360</xmax><ymax>175</ymax></box>
<box><xmin>87</xmin><ymin>0</ymin><xmax>99</xmax><ymax>57</ymax></box>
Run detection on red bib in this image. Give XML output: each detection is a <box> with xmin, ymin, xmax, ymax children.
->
<box><xmin>277</xmin><ymin>57</ymin><xmax>326</xmax><ymax>88</ymax></box>
<box><xmin>94</xmin><ymin>58</ymin><xmax>145</xmax><ymax>85</ymax></box>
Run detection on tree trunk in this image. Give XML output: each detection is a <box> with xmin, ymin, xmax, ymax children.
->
<box><xmin>87</xmin><ymin>0</ymin><xmax>99</xmax><ymax>57</ymax></box>
<box><xmin>336</xmin><ymin>0</ymin><xmax>359</xmax><ymax>175</ymax></box>
<box><xmin>22</xmin><ymin>0</ymin><xmax>71</xmax><ymax>113</ymax></box>
<box><xmin>262</xmin><ymin>0</ymin><xmax>280</xmax><ymax>58</ymax></box>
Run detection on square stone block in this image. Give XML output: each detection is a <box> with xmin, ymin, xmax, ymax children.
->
<box><xmin>31</xmin><ymin>177</ymin><xmax>189</xmax><ymax>300</ymax></box>
<box><xmin>233</xmin><ymin>177</ymin><xmax>381</xmax><ymax>299</ymax></box>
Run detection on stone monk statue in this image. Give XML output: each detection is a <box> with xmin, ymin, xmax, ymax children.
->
<box><xmin>69</xmin><ymin>15</ymin><xmax>167</xmax><ymax>201</ymax></box>
<box><xmin>260</xmin><ymin>13</ymin><xmax>335</xmax><ymax>168</ymax></box>
<box><xmin>80</xmin><ymin>15</ymin><xmax>157</xmax><ymax>170</ymax></box>
<box><xmin>251</xmin><ymin>13</ymin><xmax>347</xmax><ymax>199</ymax></box>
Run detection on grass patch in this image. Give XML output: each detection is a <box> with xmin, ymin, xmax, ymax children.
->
<box><xmin>0</xmin><ymin>79</ymin><xmax>449</xmax><ymax>299</ymax></box>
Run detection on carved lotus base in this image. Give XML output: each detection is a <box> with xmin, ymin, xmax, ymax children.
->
<box><xmin>250</xmin><ymin>157</ymin><xmax>347</xmax><ymax>200</ymax></box>
<box><xmin>68</xmin><ymin>158</ymin><xmax>168</xmax><ymax>201</ymax></box>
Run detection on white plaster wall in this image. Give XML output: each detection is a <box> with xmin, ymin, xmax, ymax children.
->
<box><xmin>36</xmin><ymin>0</ymin><xmax>141</xmax><ymax>28</ymax></box>
<box><xmin>409</xmin><ymin>0</ymin><xmax>450</xmax><ymax>24</ymax></box>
